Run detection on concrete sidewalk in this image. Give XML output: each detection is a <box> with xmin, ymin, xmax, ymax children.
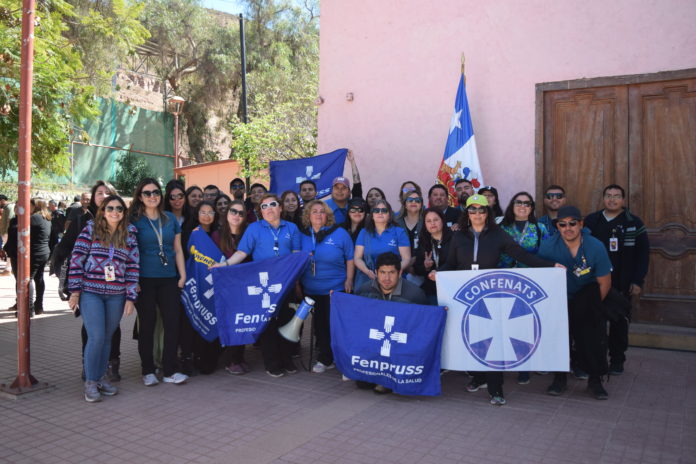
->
<box><xmin>0</xmin><ymin>272</ymin><xmax>694</xmax><ymax>464</ymax></box>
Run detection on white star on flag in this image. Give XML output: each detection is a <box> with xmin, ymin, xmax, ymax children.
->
<box><xmin>449</xmin><ymin>109</ymin><xmax>462</xmax><ymax>134</ymax></box>
<box><xmin>468</xmin><ymin>297</ymin><xmax>535</xmax><ymax>362</ymax></box>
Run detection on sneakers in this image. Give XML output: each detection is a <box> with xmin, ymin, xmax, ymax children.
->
<box><xmin>609</xmin><ymin>362</ymin><xmax>624</xmax><ymax>376</ymax></box>
<box><xmin>97</xmin><ymin>377</ymin><xmax>118</xmax><ymax>396</ymax></box>
<box><xmin>142</xmin><ymin>373</ymin><xmax>159</xmax><ymax>386</ymax></box>
<box><xmin>466</xmin><ymin>380</ymin><xmax>487</xmax><ymax>393</ymax></box>
<box><xmin>546</xmin><ymin>379</ymin><xmax>567</xmax><ymax>396</ymax></box>
<box><xmin>266</xmin><ymin>369</ymin><xmax>285</xmax><ymax>378</ymax></box>
<box><xmin>588</xmin><ymin>378</ymin><xmax>609</xmax><ymax>400</ymax></box>
<box><xmin>84</xmin><ymin>381</ymin><xmax>101</xmax><ymax>403</ymax></box>
<box><xmin>225</xmin><ymin>363</ymin><xmax>246</xmax><ymax>375</ymax></box>
<box><xmin>490</xmin><ymin>395</ymin><xmax>506</xmax><ymax>406</ymax></box>
<box><xmin>312</xmin><ymin>362</ymin><xmax>335</xmax><ymax>374</ymax></box>
<box><xmin>517</xmin><ymin>372</ymin><xmax>531</xmax><ymax>385</ymax></box>
<box><xmin>163</xmin><ymin>372</ymin><xmax>189</xmax><ymax>384</ymax></box>
<box><xmin>373</xmin><ymin>385</ymin><xmax>393</xmax><ymax>395</ymax></box>
<box><xmin>283</xmin><ymin>359</ymin><xmax>298</xmax><ymax>374</ymax></box>
<box><xmin>240</xmin><ymin>362</ymin><xmax>251</xmax><ymax>373</ymax></box>
<box><xmin>573</xmin><ymin>367</ymin><xmax>589</xmax><ymax>380</ymax></box>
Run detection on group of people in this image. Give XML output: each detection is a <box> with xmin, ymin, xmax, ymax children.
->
<box><xmin>1</xmin><ymin>152</ymin><xmax>650</xmax><ymax>406</ymax></box>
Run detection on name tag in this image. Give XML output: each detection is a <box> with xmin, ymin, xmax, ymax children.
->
<box><xmin>609</xmin><ymin>237</ymin><xmax>619</xmax><ymax>252</ymax></box>
<box><xmin>104</xmin><ymin>265</ymin><xmax>116</xmax><ymax>282</ymax></box>
<box><xmin>471</xmin><ymin>264</ymin><xmax>479</xmax><ymax>271</ymax></box>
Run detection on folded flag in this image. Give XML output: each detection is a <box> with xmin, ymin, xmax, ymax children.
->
<box><xmin>212</xmin><ymin>252</ymin><xmax>310</xmax><ymax>346</ymax></box>
<box><xmin>331</xmin><ymin>292</ymin><xmax>447</xmax><ymax>396</ymax></box>
<box><xmin>270</xmin><ymin>148</ymin><xmax>348</xmax><ymax>199</ymax></box>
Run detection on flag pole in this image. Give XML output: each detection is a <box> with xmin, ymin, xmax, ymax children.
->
<box><xmin>461</xmin><ymin>53</ymin><xmax>466</xmax><ymax>81</ymax></box>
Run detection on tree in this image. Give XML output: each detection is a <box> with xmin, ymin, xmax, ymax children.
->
<box><xmin>0</xmin><ymin>0</ymin><xmax>149</xmax><ymax>177</ymax></box>
<box><xmin>111</xmin><ymin>149</ymin><xmax>156</xmax><ymax>195</ymax></box>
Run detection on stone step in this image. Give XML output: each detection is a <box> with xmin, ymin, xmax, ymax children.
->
<box><xmin>629</xmin><ymin>322</ymin><xmax>696</xmax><ymax>352</ymax></box>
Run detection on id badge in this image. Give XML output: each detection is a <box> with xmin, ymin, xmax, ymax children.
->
<box><xmin>573</xmin><ymin>266</ymin><xmax>591</xmax><ymax>277</ymax></box>
<box><xmin>471</xmin><ymin>264</ymin><xmax>479</xmax><ymax>271</ymax></box>
<box><xmin>609</xmin><ymin>237</ymin><xmax>619</xmax><ymax>252</ymax></box>
<box><xmin>311</xmin><ymin>259</ymin><xmax>316</xmax><ymax>276</ymax></box>
<box><xmin>104</xmin><ymin>265</ymin><xmax>116</xmax><ymax>282</ymax></box>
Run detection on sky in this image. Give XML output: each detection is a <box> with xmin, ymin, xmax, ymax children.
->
<box><xmin>201</xmin><ymin>0</ymin><xmax>244</xmax><ymax>15</ymax></box>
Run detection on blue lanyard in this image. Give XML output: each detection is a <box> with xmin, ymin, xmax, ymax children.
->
<box><xmin>267</xmin><ymin>223</ymin><xmax>281</xmax><ymax>256</ymax></box>
<box><xmin>108</xmin><ymin>244</ymin><xmax>114</xmax><ymax>264</ymax></box>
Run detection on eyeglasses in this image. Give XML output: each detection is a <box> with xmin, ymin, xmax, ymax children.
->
<box><xmin>371</xmin><ymin>208</ymin><xmax>389</xmax><ymax>214</ymax></box>
<box><xmin>260</xmin><ymin>201</ymin><xmax>279</xmax><ymax>210</ymax></box>
<box><xmin>467</xmin><ymin>206</ymin><xmax>487</xmax><ymax>214</ymax></box>
<box><xmin>230</xmin><ymin>184</ymin><xmax>245</xmax><ymax>190</ymax></box>
<box><xmin>142</xmin><ymin>189</ymin><xmax>161</xmax><ymax>198</ymax></box>
<box><xmin>545</xmin><ymin>193</ymin><xmax>564</xmax><ymax>200</ymax></box>
<box><xmin>349</xmin><ymin>207</ymin><xmax>365</xmax><ymax>213</ymax></box>
<box><xmin>604</xmin><ymin>194</ymin><xmax>623</xmax><ymax>200</ymax></box>
<box><xmin>557</xmin><ymin>220</ymin><xmax>579</xmax><ymax>228</ymax></box>
<box><xmin>169</xmin><ymin>193</ymin><xmax>184</xmax><ymax>200</ymax></box>
<box><xmin>514</xmin><ymin>200</ymin><xmax>533</xmax><ymax>207</ymax></box>
<box><xmin>405</xmin><ymin>197</ymin><xmax>423</xmax><ymax>204</ymax></box>
<box><xmin>199</xmin><ymin>211</ymin><xmax>216</xmax><ymax>217</ymax></box>
<box><xmin>402</xmin><ymin>187</ymin><xmax>416</xmax><ymax>193</ymax></box>
<box><xmin>228</xmin><ymin>209</ymin><xmax>244</xmax><ymax>216</ymax></box>
<box><xmin>105</xmin><ymin>205</ymin><xmax>124</xmax><ymax>213</ymax></box>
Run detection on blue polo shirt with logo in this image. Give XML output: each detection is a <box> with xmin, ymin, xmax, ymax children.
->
<box><xmin>325</xmin><ymin>198</ymin><xmax>348</xmax><ymax>224</ymax></box>
<box><xmin>538</xmin><ymin>229</ymin><xmax>612</xmax><ymax>298</ymax></box>
<box><xmin>356</xmin><ymin>226</ymin><xmax>410</xmax><ymax>269</ymax></box>
<box><xmin>237</xmin><ymin>219</ymin><xmax>301</xmax><ymax>261</ymax></box>
<box><xmin>300</xmin><ymin>227</ymin><xmax>354</xmax><ymax>295</ymax></box>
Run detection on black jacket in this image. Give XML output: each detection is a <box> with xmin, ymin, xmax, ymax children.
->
<box><xmin>356</xmin><ymin>277</ymin><xmax>428</xmax><ymax>305</ymax></box>
<box><xmin>413</xmin><ymin>231</ymin><xmax>453</xmax><ymax>296</ymax></box>
<box><xmin>584</xmin><ymin>209</ymin><xmax>650</xmax><ymax>294</ymax></box>
<box><xmin>441</xmin><ymin>226</ymin><xmax>553</xmax><ymax>271</ymax></box>
<box><xmin>52</xmin><ymin>207</ymin><xmax>95</xmax><ymax>269</ymax></box>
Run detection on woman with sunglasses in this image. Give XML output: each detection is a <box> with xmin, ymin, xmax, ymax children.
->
<box><xmin>354</xmin><ymin>199</ymin><xmax>411</xmax><ymax>292</ymax></box>
<box><xmin>499</xmin><ymin>192</ymin><xmax>550</xmax><ymax>385</ymax></box>
<box><xmin>211</xmin><ymin>200</ymin><xmax>251</xmax><ymax>375</ymax></box>
<box><xmin>213</xmin><ymin>193</ymin><xmax>301</xmax><ymax>377</ymax></box>
<box><xmin>342</xmin><ymin>198</ymin><xmax>368</xmax><ymax>243</ymax></box>
<box><xmin>299</xmin><ymin>200</ymin><xmax>354</xmax><ymax>373</ymax></box>
<box><xmin>130</xmin><ymin>178</ymin><xmax>188</xmax><ymax>386</ymax></box>
<box><xmin>165</xmin><ymin>180</ymin><xmax>187</xmax><ymax>226</ymax></box>
<box><xmin>182</xmin><ymin>201</ymin><xmax>222</xmax><ymax>374</ymax></box>
<box><xmin>431</xmin><ymin>194</ymin><xmax>557</xmax><ymax>406</ymax></box>
<box><xmin>68</xmin><ymin>195</ymin><xmax>139</xmax><ymax>402</ymax></box>
<box><xmin>477</xmin><ymin>186</ymin><xmax>504</xmax><ymax>223</ymax></box>
<box><xmin>397</xmin><ymin>180</ymin><xmax>423</xmax><ymax>207</ymax></box>
<box><xmin>280</xmin><ymin>190</ymin><xmax>302</xmax><ymax>226</ymax></box>
<box><xmin>396</xmin><ymin>190</ymin><xmax>425</xmax><ymax>279</ymax></box>
<box><xmin>413</xmin><ymin>208</ymin><xmax>452</xmax><ymax>305</ymax></box>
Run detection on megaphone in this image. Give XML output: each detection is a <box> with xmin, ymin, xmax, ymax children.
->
<box><xmin>279</xmin><ymin>296</ymin><xmax>315</xmax><ymax>342</ymax></box>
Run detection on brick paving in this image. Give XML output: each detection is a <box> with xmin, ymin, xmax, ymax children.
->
<box><xmin>0</xmin><ymin>271</ymin><xmax>694</xmax><ymax>464</ymax></box>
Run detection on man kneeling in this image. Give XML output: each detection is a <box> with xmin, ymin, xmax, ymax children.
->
<box><xmin>355</xmin><ymin>252</ymin><xmax>428</xmax><ymax>394</ymax></box>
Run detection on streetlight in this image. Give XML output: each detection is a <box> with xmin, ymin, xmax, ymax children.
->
<box><xmin>167</xmin><ymin>95</ymin><xmax>185</xmax><ymax>172</ymax></box>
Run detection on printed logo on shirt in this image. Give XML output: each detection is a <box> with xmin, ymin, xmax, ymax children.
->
<box><xmin>284</xmin><ymin>232</ymin><xmax>291</xmax><ymax>240</ymax></box>
<box><xmin>325</xmin><ymin>237</ymin><xmax>336</xmax><ymax>246</ymax></box>
<box><xmin>388</xmin><ymin>239</ymin><xmax>397</xmax><ymax>247</ymax></box>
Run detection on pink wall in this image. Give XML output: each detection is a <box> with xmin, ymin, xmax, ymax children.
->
<box><xmin>318</xmin><ymin>0</ymin><xmax>696</xmax><ymax>207</ymax></box>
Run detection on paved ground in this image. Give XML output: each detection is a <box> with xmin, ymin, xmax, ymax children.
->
<box><xmin>0</xmin><ymin>271</ymin><xmax>694</xmax><ymax>464</ymax></box>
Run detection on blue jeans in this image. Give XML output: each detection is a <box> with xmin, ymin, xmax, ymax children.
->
<box><xmin>81</xmin><ymin>291</ymin><xmax>126</xmax><ymax>382</ymax></box>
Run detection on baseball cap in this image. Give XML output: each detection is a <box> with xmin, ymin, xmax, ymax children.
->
<box><xmin>332</xmin><ymin>176</ymin><xmax>350</xmax><ymax>189</ymax></box>
<box><xmin>465</xmin><ymin>194</ymin><xmax>489</xmax><ymax>208</ymax></box>
<box><xmin>554</xmin><ymin>205</ymin><xmax>582</xmax><ymax>222</ymax></box>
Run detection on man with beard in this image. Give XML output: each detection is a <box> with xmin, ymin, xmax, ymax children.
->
<box><xmin>538</xmin><ymin>185</ymin><xmax>567</xmax><ymax>236</ymax></box>
<box><xmin>428</xmin><ymin>184</ymin><xmax>460</xmax><ymax>229</ymax></box>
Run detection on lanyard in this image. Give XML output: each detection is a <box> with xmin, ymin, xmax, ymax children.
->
<box><xmin>147</xmin><ymin>216</ymin><xmax>164</xmax><ymax>254</ymax></box>
<box><xmin>310</xmin><ymin>228</ymin><xmax>317</xmax><ymax>253</ymax></box>
<box><xmin>267</xmin><ymin>223</ymin><xmax>281</xmax><ymax>256</ymax></box>
<box><xmin>431</xmin><ymin>239</ymin><xmax>440</xmax><ymax>269</ymax></box>
<box><xmin>515</xmin><ymin>221</ymin><xmax>530</xmax><ymax>246</ymax></box>
<box><xmin>472</xmin><ymin>231</ymin><xmax>480</xmax><ymax>263</ymax></box>
<box><xmin>108</xmin><ymin>244</ymin><xmax>114</xmax><ymax>264</ymax></box>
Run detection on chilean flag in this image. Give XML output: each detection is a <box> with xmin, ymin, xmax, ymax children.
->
<box><xmin>437</xmin><ymin>74</ymin><xmax>484</xmax><ymax>205</ymax></box>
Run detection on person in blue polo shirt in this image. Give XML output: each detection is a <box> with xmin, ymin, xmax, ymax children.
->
<box><xmin>538</xmin><ymin>205</ymin><xmax>612</xmax><ymax>400</ymax></box>
<box><xmin>299</xmin><ymin>200</ymin><xmax>354</xmax><ymax>373</ymax></box>
<box><xmin>213</xmin><ymin>193</ymin><xmax>301</xmax><ymax>377</ymax></box>
<box><xmin>354</xmin><ymin>199</ymin><xmax>411</xmax><ymax>290</ymax></box>
<box><xmin>324</xmin><ymin>176</ymin><xmax>352</xmax><ymax>224</ymax></box>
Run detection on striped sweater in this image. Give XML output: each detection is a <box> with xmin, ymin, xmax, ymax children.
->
<box><xmin>68</xmin><ymin>221</ymin><xmax>140</xmax><ymax>301</ymax></box>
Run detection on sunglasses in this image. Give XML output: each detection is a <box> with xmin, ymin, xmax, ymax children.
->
<box><xmin>514</xmin><ymin>200</ymin><xmax>533</xmax><ymax>207</ymax></box>
<box><xmin>557</xmin><ymin>220</ymin><xmax>579</xmax><ymax>228</ymax></box>
<box><xmin>142</xmin><ymin>189</ymin><xmax>161</xmax><ymax>198</ymax></box>
<box><xmin>105</xmin><ymin>205</ymin><xmax>124</xmax><ymax>213</ymax></box>
<box><xmin>402</xmin><ymin>187</ymin><xmax>416</xmax><ymax>193</ymax></box>
<box><xmin>467</xmin><ymin>206</ymin><xmax>487</xmax><ymax>214</ymax></box>
<box><xmin>228</xmin><ymin>209</ymin><xmax>244</xmax><ymax>216</ymax></box>
<box><xmin>169</xmin><ymin>193</ymin><xmax>184</xmax><ymax>200</ymax></box>
<box><xmin>372</xmin><ymin>208</ymin><xmax>389</xmax><ymax>214</ymax></box>
<box><xmin>405</xmin><ymin>197</ymin><xmax>423</xmax><ymax>204</ymax></box>
<box><xmin>230</xmin><ymin>184</ymin><xmax>245</xmax><ymax>190</ymax></box>
<box><xmin>260</xmin><ymin>201</ymin><xmax>279</xmax><ymax>210</ymax></box>
<box><xmin>545</xmin><ymin>193</ymin><xmax>564</xmax><ymax>199</ymax></box>
<box><xmin>349</xmin><ymin>207</ymin><xmax>365</xmax><ymax>213</ymax></box>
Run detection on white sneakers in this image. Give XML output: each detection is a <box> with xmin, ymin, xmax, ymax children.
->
<box><xmin>163</xmin><ymin>372</ymin><xmax>189</xmax><ymax>384</ymax></box>
<box><xmin>312</xmin><ymin>362</ymin><xmax>335</xmax><ymax>374</ymax></box>
<box><xmin>143</xmin><ymin>372</ymin><xmax>188</xmax><ymax>386</ymax></box>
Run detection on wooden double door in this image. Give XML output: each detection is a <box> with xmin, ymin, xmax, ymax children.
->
<box><xmin>537</xmin><ymin>70</ymin><xmax>696</xmax><ymax>327</ymax></box>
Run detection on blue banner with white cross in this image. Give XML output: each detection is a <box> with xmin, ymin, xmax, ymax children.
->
<box><xmin>269</xmin><ymin>148</ymin><xmax>348</xmax><ymax>199</ymax></box>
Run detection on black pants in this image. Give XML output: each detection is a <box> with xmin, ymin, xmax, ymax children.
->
<box><xmin>608</xmin><ymin>304</ymin><xmax>630</xmax><ymax>365</ymax></box>
<box><xmin>471</xmin><ymin>372</ymin><xmax>504</xmax><ymax>397</ymax></box>
<box><xmin>308</xmin><ymin>294</ymin><xmax>333</xmax><ymax>366</ymax></box>
<box><xmin>178</xmin><ymin>302</ymin><xmax>195</xmax><ymax>360</ymax></box>
<box><xmin>222</xmin><ymin>345</ymin><xmax>246</xmax><ymax>365</ymax></box>
<box><xmin>29</xmin><ymin>257</ymin><xmax>48</xmax><ymax>309</ymax></box>
<box><xmin>193</xmin><ymin>334</ymin><xmax>221</xmax><ymax>374</ymax></box>
<box><xmin>135</xmin><ymin>277</ymin><xmax>181</xmax><ymax>377</ymax></box>
<box><xmin>82</xmin><ymin>325</ymin><xmax>121</xmax><ymax>360</ymax></box>
<box><xmin>260</xmin><ymin>298</ymin><xmax>295</xmax><ymax>372</ymax></box>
